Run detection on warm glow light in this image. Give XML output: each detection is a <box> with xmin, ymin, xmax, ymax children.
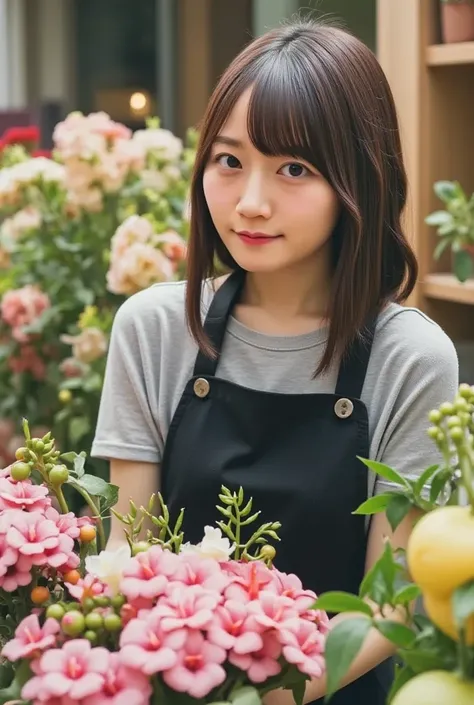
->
<box><xmin>129</xmin><ymin>92</ymin><xmax>148</xmax><ymax>112</ymax></box>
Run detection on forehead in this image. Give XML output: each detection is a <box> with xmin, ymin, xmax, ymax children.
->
<box><xmin>217</xmin><ymin>89</ymin><xmax>252</xmax><ymax>139</ymax></box>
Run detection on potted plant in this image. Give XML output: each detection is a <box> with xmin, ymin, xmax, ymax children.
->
<box><xmin>425</xmin><ymin>180</ymin><xmax>474</xmax><ymax>282</ymax></box>
<box><xmin>440</xmin><ymin>0</ymin><xmax>474</xmax><ymax>43</ymax></box>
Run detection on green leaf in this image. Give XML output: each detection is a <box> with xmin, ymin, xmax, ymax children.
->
<box><xmin>324</xmin><ymin>617</ymin><xmax>372</xmax><ymax>698</ymax></box>
<box><xmin>352</xmin><ymin>492</ymin><xmax>399</xmax><ymax>516</ymax></box>
<box><xmin>398</xmin><ymin>647</ymin><xmax>449</xmax><ymax>674</ymax></box>
<box><xmin>394</xmin><ymin>584</ymin><xmax>422</xmax><ymax>605</ymax></box>
<box><xmin>291</xmin><ymin>681</ymin><xmax>306</xmax><ymax>705</ymax></box>
<box><xmin>386</xmin><ymin>494</ymin><xmax>413</xmax><ymax>532</ymax></box>
<box><xmin>453</xmin><ymin>249</ymin><xmax>473</xmax><ymax>282</ymax></box>
<box><xmin>314</xmin><ymin>591</ymin><xmax>373</xmax><ymax>617</ymax></box>
<box><xmin>434</xmin><ymin>180</ymin><xmax>458</xmax><ymax>202</ymax></box>
<box><xmin>72</xmin><ymin>473</ymin><xmax>109</xmax><ymax>497</ymax></box>
<box><xmin>433</xmin><ymin>237</ymin><xmax>452</xmax><ymax>260</ymax></box>
<box><xmin>430</xmin><ymin>468</ymin><xmax>452</xmax><ymax>504</ymax></box>
<box><xmin>357</xmin><ymin>458</ymin><xmax>411</xmax><ymax>489</ymax></box>
<box><xmin>387</xmin><ymin>665</ymin><xmax>416</xmax><ymax>704</ymax></box>
<box><xmin>74</xmin><ymin>454</ymin><xmax>86</xmax><ymax>478</ymax></box>
<box><xmin>452</xmin><ymin>580</ymin><xmax>474</xmax><ymax>630</ymax></box>
<box><xmin>414</xmin><ymin>464</ymin><xmax>439</xmax><ymax>496</ymax></box>
<box><xmin>0</xmin><ymin>660</ymin><xmax>32</xmax><ymax>705</ymax></box>
<box><xmin>230</xmin><ymin>686</ymin><xmax>261</xmax><ymax>705</ymax></box>
<box><xmin>100</xmin><ymin>483</ymin><xmax>119</xmax><ymax>514</ymax></box>
<box><xmin>375</xmin><ymin>620</ymin><xmax>416</xmax><ymax>647</ymax></box>
<box><xmin>425</xmin><ymin>210</ymin><xmax>452</xmax><ymax>226</ymax></box>
<box><xmin>69</xmin><ymin>416</ymin><xmax>91</xmax><ymax>444</ymax></box>
<box><xmin>359</xmin><ymin>559</ymin><xmax>388</xmax><ymax>604</ymax></box>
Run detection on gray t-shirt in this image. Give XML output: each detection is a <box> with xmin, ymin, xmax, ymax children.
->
<box><xmin>91</xmin><ymin>280</ymin><xmax>459</xmax><ymax>498</ymax></box>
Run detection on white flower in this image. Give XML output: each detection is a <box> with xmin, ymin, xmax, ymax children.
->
<box><xmin>85</xmin><ymin>544</ymin><xmax>132</xmax><ymax>596</ymax></box>
<box><xmin>181</xmin><ymin>526</ymin><xmax>235</xmax><ymax>561</ymax></box>
<box><xmin>132</xmin><ymin>128</ymin><xmax>183</xmax><ymax>162</ymax></box>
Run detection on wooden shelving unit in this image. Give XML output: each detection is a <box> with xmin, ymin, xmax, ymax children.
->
<box><xmin>378</xmin><ymin>0</ymin><xmax>474</xmax><ymax>357</ymax></box>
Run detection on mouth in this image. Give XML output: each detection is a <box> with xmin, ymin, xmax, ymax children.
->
<box><xmin>235</xmin><ymin>230</ymin><xmax>282</xmax><ymax>246</ymax></box>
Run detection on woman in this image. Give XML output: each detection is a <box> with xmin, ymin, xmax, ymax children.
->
<box><xmin>91</xmin><ymin>19</ymin><xmax>458</xmax><ymax>704</ymax></box>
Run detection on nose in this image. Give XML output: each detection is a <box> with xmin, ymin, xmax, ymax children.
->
<box><xmin>236</xmin><ymin>172</ymin><xmax>272</xmax><ymax>219</ymax></box>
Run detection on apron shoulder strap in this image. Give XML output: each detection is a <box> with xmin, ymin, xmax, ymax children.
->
<box><xmin>193</xmin><ymin>270</ymin><xmax>245</xmax><ymax>377</ymax></box>
<box><xmin>335</xmin><ymin>317</ymin><xmax>377</xmax><ymax>400</ymax></box>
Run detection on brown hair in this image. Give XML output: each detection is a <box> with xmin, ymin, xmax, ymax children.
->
<box><xmin>185</xmin><ymin>19</ymin><xmax>418</xmax><ymax>375</ymax></box>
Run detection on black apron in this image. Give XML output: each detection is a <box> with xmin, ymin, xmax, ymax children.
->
<box><xmin>161</xmin><ymin>271</ymin><xmax>393</xmax><ymax>704</ymax></box>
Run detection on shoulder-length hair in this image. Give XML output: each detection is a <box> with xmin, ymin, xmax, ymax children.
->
<box><xmin>185</xmin><ymin>19</ymin><xmax>418</xmax><ymax>375</ymax></box>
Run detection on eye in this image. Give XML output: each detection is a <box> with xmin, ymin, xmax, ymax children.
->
<box><xmin>215</xmin><ymin>154</ymin><xmax>241</xmax><ymax>170</ymax></box>
<box><xmin>279</xmin><ymin>163</ymin><xmax>309</xmax><ymax>178</ymax></box>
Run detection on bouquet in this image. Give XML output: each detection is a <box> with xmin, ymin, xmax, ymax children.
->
<box><xmin>0</xmin><ymin>422</ymin><xmax>330</xmax><ymax>705</ymax></box>
<box><xmin>0</xmin><ymin>113</ymin><xmax>195</xmax><ymax>486</ymax></box>
<box><xmin>316</xmin><ymin>383</ymin><xmax>474</xmax><ymax>704</ymax></box>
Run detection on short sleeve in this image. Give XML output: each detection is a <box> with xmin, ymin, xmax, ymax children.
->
<box><xmin>90</xmin><ymin>296</ymin><xmax>163</xmax><ymax>463</ymax></box>
<box><xmin>369</xmin><ymin>311</ymin><xmax>459</xmax><ymax>495</ymax></box>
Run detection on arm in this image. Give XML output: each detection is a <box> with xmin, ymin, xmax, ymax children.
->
<box><xmin>106</xmin><ymin>459</ymin><xmax>160</xmax><ymax>549</ymax></box>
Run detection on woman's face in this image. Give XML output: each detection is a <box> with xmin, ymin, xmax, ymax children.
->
<box><xmin>203</xmin><ymin>89</ymin><xmax>340</xmax><ymax>275</ymax></box>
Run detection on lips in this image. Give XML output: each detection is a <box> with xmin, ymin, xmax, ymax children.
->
<box><xmin>235</xmin><ymin>230</ymin><xmax>281</xmax><ymax>246</ymax></box>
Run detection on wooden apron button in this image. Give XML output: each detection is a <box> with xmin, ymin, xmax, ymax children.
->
<box><xmin>334</xmin><ymin>398</ymin><xmax>353</xmax><ymax>418</ymax></box>
<box><xmin>194</xmin><ymin>378</ymin><xmax>210</xmax><ymax>398</ymax></box>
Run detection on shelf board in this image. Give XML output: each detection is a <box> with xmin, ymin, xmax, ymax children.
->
<box><xmin>422</xmin><ymin>274</ymin><xmax>474</xmax><ymax>305</ymax></box>
<box><xmin>427</xmin><ymin>41</ymin><xmax>474</xmax><ymax>66</ymax></box>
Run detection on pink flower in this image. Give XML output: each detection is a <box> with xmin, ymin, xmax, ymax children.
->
<box><xmin>0</xmin><ymin>555</ymin><xmax>33</xmax><ymax>592</ymax></box>
<box><xmin>171</xmin><ymin>553</ymin><xmax>230</xmax><ymax>593</ymax></box>
<box><xmin>66</xmin><ymin>573</ymin><xmax>104</xmax><ymax>603</ymax></box>
<box><xmin>247</xmin><ymin>592</ymin><xmax>298</xmax><ymax>632</ymax></box>
<box><xmin>120</xmin><ymin>545</ymin><xmax>178</xmax><ymax>602</ymax></box>
<box><xmin>0</xmin><ymin>531</ymin><xmax>18</xmax><ymax>576</ymax></box>
<box><xmin>162</xmin><ymin>629</ymin><xmax>226</xmax><ymax>699</ymax></box>
<box><xmin>230</xmin><ymin>631</ymin><xmax>282</xmax><ymax>683</ymax></box>
<box><xmin>279</xmin><ymin>619</ymin><xmax>326</xmax><ymax>678</ymax></box>
<box><xmin>269</xmin><ymin>570</ymin><xmax>319</xmax><ymax>613</ymax></box>
<box><xmin>0</xmin><ymin>478</ymin><xmax>50</xmax><ymax>511</ymax></box>
<box><xmin>41</xmin><ymin>533</ymin><xmax>77</xmax><ymax>570</ymax></box>
<box><xmin>157</xmin><ymin>585</ymin><xmax>220</xmax><ymax>632</ymax></box>
<box><xmin>224</xmin><ymin>561</ymin><xmax>274</xmax><ymax>602</ymax></box>
<box><xmin>22</xmin><ymin>639</ymin><xmax>109</xmax><ymax>702</ymax></box>
<box><xmin>84</xmin><ymin>652</ymin><xmax>152</xmax><ymax>705</ymax></box>
<box><xmin>207</xmin><ymin>599</ymin><xmax>263</xmax><ymax>654</ymax></box>
<box><xmin>2</xmin><ymin>614</ymin><xmax>59</xmax><ymax>662</ymax></box>
<box><xmin>45</xmin><ymin>507</ymin><xmax>81</xmax><ymax>540</ymax></box>
<box><xmin>6</xmin><ymin>511</ymin><xmax>59</xmax><ymax>561</ymax></box>
<box><xmin>1</xmin><ymin>285</ymin><xmax>50</xmax><ymax>341</ymax></box>
<box><xmin>154</xmin><ymin>231</ymin><xmax>187</xmax><ymax>266</ymax></box>
<box><xmin>119</xmin><ymin>608</ymin><xmax>186</xmax><ymax>675</ymax></box>
<box><xmin>8</xmin><ymin>345</ymin><xmax>47</xmax><ymax>380</ymax></box>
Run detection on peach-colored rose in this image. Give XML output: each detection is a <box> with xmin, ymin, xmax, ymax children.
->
<box><xmin>106</xmin><ymin>242</ymin><xmax>174</xmax><ymax>295</ymax></box>
<box><xmin>59</xmin><ymin>356</ymin><xmax>84</xmax><ymax>378</ymax></box>
<box><xmin>0</xmin><ymin>207</ymin><xmax>42</xmax><ymax>242</ymax></box>
<box><xmin>132</xmin><ymin>127</ymin><xmax>183</xmax><ymax>162</ymax></box>
<box><xmin>1</xmin><ymin>285</ymin><xmax>50</xmax><ymax>342</ymax></box>
<box><xmin>110</xmin><ymin>215</ymin><xmax>155</xmax><ymax>258</ymax></box>
<box><xmin>66</xmin><ymin>187</ymin><xmax>103</xmax><ymax>213</ymax></box>
<box><xmin>8</xmin><ymin>345</ymin><xmax>46</xmax><ymax>380</ymax></box>
<box><xmin>154</xmin><ymin>230</ymin><xmax>187</xmax><ymax>265</ymax></box>
<box><xmin>61</xmin><ymin>327</ymin><xmax>108</xmax><ymax>364</ymax></box>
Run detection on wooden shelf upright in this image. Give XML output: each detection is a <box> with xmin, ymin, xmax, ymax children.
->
<box><xmin>377</xmin><ymin>0</ymin><xmax>474</xmax><ymax>345</ymax></box>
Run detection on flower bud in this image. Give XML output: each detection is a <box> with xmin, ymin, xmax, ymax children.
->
<box><xmin>131</xmin><ymin>541</ymin><xmax>150</xmax><ymax>556</ymax></box>
<box><xmin>61</xmin><ymin>610</ymin><xmax>86</xmax><ymax>637</ymax></box>
<box><xmin>85</xmin><ymin>611</ymin><xmax>103</xmax><ymax>631</ymax></box>
<box><xmin>84</xmin><ymin>630</ymin><xmax>98</xmax><ymax>644</ymax></box>
<box><xmin>15</xmin><ymin>447</ymin><xmax>28</xmax><ymax>461</ymax></box>
<box><xmin>439</xmin><ymin>402</ymin><xmax>455</xmax><ymax>416</ymax></box>
<box><xmin>449</xmin><ymin>427</ymin><xmax>464</xmax><ymax>444</ymax></box>
<box><xmin>103</xmin><ymin>613</ymin><xmax>122</xmax><ymax>632</ymax></box>
<box><xmin>428</xmin><ymin>409</ymin><xmax>442</xmax><ymax>425</ymax></box>
<box><xmin>458</xmin><ymin>383</ymin><xmax>473</xmax><ymax>399</ymax></box>
<box><xmin>260</xmin><ymin>545</ymin><xmax>276</xmax><ymax>561</ymax></box>
<box><xmin>46</xmin><ymin>603</ymin><xmax>66</xmax><ymax>621</ymax></box>
<box><xmin>49</xmin><ymin>464</ymin><xmax>69</xmax><ymax>486</ymax></box>
<box><xmin>11</xmin><ymin>461</ymin><xmax>31</xmax><ymax>482</ymax></box>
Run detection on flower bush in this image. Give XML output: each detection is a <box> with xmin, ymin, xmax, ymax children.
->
<box><xmin>0</xmin><ymin>113</ymin><xmax>195</xmax><ymax>491</ymax></box>
<box><xmin>0</xmin><ymin>427</ymin><xmax>330</xmax><ymax>705</ymax></box>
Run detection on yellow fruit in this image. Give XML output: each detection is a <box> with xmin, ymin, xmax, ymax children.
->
<box><xmin>423</xmin><ymin>592</ymin><xmax>474</xmax><ymax>645</ymax></box>
<box><xmin>59</xmin><ymin>389</ymin><xmax>72</xmax><ymax>404</ymax></box>
<box><xmin>79</xmin><ymin>525</ymin><xmax>96</xmax><ymax>543</ymax></box>
<box><xmin>407</xmin><ymin>506</ymin><xmax>474</xmax><ymax>598</ymax></box>
<box><xmin>31</xmin><ymin>586</ymin><xmax>50</xmax><ymax>605</ymax></box>
<box><xmin>392</xmin><ymin>671</ymin><xmax>474</xmax><ymax>705</ymax></box>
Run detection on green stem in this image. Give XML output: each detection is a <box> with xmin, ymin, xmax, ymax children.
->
<box><xmin>458</xmin><ymin>452</ymin><xmax>474</xmax><ymax>514</ymax></box>
<box><xmin>71</xmin><ymin>484</ymin><xmax>106</xmax><ymax>551</ymax></box>
<box><xmin>457</xmin><ymin>628</ymin><xmax>473</xmax><ymax>681</ymax></box>
<box><xmin>54</xmin><ymin>485</ymin><xmax>69</xmax><ymax>514</ymax></box>
<box><xmin>234</xmin><ymin>503</ymin><xmax>242</xmax><ymax>560</ymax></box>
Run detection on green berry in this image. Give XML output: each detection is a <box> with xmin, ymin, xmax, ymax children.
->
<box><xmin>94</xmin><ymin>596</ymin><xmax>110</xmax><ymax>608</ymax></box>
<box><xmin>103</xmin><ymin>613</ymin><xmax>122</xmax><ymax>632</ymax></box>
<box><xmin>49</xmin><ymin>464</ymin><xmax>69</xmax><ymax>486</ymax></box>
<box><xmin>83</xmin><ymin>598</ymin><xmax>95</xmax><ymax>613</ymax></box>
<box><xmin>111</xmin><ymin>594</ymin><xmax>126</xmax><ymax>610</ymax></box>
<box><xmin>46</xmin><ymin>603</ymin><xmax>65</xmax><ymax>621</ymax></box>
<box><xmin>458</xmin><ymin>383</ymin><xmax>473</xmax><ymax>399</ymax></box>
<box><xmin>428</xmin><ymin>409</ymin><xmax>442</xmax><ymax>425</ymax></box>
<box><xmin>15</xmin><ymin>447</ymin><xmax>28</xmax><ymax>461</ymax></box>
<box><xmin>61</xmin><ymin>610</ymin><xmax>85</xmax><ymax>637</ymax></box>
<box><xmin>84</xmin><ymin>630</ymin><xmax>98</xmax><ymax>644</ymax></box>
<box><xmin>10</xmin><ymin>462</ymin><xmax>31</xmax><ymax>482</ymax></box>
<box><xmin>85</xmin><ymin>612</ymin><xmax>103</xmax><ymax>631</ymax></box>
<box><xmin>449</xmin><ymin>427</ymin><xmax>464</xmax><ymax>443</ymax></box>
<box><xmin>440</xmin><ymin>402</ymin><xmax>455</xmax><ymax>416</ymax></box>
<box><xmin>427</xmin><ymin>427</ymin><xmax>439</xmax><ymax>440</ymax></box>
<box><xmin>447</xmin><ymin>416</ymin><xmax>462</xmax><ymax>429</ymax></box>
<box><xmin>33</xmin><ymin>439</ymin><xmax>45</xmax><ymax>453</ymax></box>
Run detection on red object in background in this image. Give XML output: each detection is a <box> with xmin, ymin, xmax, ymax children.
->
<box><xmin>2</xmin><ymin>125</ymin><xmax>40</xmax><ymax>146</ymax></box>
<box><xmin>32</xmin><ymin>149</ymin><xmax>52</xmax><ymax>159</ymax></box>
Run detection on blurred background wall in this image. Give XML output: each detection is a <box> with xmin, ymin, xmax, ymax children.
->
<box><xmin>0</xmin><ymin>0</ymin><xmax>376</xmax><ymax>145</ymax></box>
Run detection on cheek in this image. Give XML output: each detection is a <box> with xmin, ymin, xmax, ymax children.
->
<box><xmin>293</xmin><ymin>183</ymin><xmax>340</xmax><ymax>233</ymax></box>
<box><xmin>203</xmin><ymin>170</ymin><xmax>233</xmax><ymax>220</ymax></box>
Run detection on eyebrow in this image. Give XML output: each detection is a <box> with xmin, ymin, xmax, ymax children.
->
<box><xmin>212</xmin><ymin>135</ymin><xmax>243</xmax><ymax>148</ymax></box>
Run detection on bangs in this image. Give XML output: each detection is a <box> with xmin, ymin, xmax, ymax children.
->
<box><xmin>246</xmin><ymin>57</ymin><xmax>326</xmax><ymax>174</ymax></box>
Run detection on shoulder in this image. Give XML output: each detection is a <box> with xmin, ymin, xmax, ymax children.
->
<box><xmin>372</xmin><ymin>302</ymin><xmax>458</xmax><ymax>375</ymax></box>
<box><xmin>111</xmin><ymin>279</ymin><xmax>215</xmax><ymax>339</ymax></box>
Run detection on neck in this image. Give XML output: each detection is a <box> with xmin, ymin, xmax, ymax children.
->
<box><xmin>241</xmin><ymin>254</ymin><xmax>332</xmax><ymax>321</ymax></box>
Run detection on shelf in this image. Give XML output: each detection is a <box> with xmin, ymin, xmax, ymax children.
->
<box><xmin>422</xmin><ymin>274</ymin><xmax>474</xmax><ymax>305</ymax></box>
<box><xmin>427</xmin><ymin>42</ymin><xmax>474</xmax><ymax>66</ymax></box>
